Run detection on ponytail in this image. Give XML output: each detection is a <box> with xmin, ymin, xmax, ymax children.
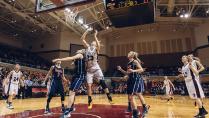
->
<box><xmin>133</xmin><ymin>52</ymin><xmax>142</xmax><ymax>64</ymax></box>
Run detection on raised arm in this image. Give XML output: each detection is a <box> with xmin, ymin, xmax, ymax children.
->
<box><xmin>81</xmin><ymin>30</ymin><xmax>90</xmax><ymax>48</ymax></box>
<box><xmin>52</xmin><ymin>54</ymin><xmax>83</xmax><ymax>62</ymax></box>
<box><xmin>94</xmin><ymin>30</ymin><xmax>101</xmax><ymax>53</ymax></box>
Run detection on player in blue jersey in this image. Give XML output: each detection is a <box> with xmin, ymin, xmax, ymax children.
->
<box><xmin>118</xmin><ymin>51</ymin><xmax>149</xmax><ymax>118</ymax></box>
<box><xmin>44</xmin><ymin>61</ymin><xmax>67</xmax><ymax>115</ymax></box>
<box><xmin>53</xmin><ymin>49</ymin><xmax>86</xmax><ymax>118</ymax></box>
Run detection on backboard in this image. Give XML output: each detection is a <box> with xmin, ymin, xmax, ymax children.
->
<box><xmin>35</xmin><ymin>0</ymin><xmax>95</xmax><ymax>13</ymax></box>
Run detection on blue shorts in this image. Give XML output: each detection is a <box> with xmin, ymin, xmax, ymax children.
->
<box><xmin>127</xmin><ymin>76</ymin><xmax>144</xmax><ymax>95</ymax></box>
<box><xmin>70</xmin><ymin>74</ymin><xmax>86</xmax><ymax>92</ymax></box>
<box><xmin>48</xmin><ymin>80</ymin><xmax>64</xmax><ymax>97</ymax></box>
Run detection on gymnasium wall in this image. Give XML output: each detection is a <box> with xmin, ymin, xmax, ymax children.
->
<box><xmin>104</xmin><ymin>26</ymin><xmax>194</xmax><ymax>57</ymax></box>
<box><xmin>194</xmin><ymin>21</ymin><xmax>209</xmax><ymax>67</ymax></box>
<box><xmin>24</xmin><ymin>32</ymin><xmax>61</xmax><ymax>61</ymax></box>
<box><xmin>0</xmin><ymin>32</ymin><xmax>23</xmax><ymax>48</ymax></box>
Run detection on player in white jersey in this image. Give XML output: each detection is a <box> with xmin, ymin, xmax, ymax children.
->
<box><xmin>5</xmin><ymin>64</ymin><xmax>23</xmax><ymax>109</ymax></box>
<box><xmin>187</xmin><ymin>54</ymin><xmax>205</xmax><ymax>108</ymax></box>
<box><xmin>179</xmin><ymin>56</ymin><xmax>208</xmax><ymax>117</ymax></box>
<box><xmin>81</xmin><ymin>30</ymin><xmax>113</xmax><ymax>109</ymax></box>
<box><xmin>162</xmin><ymin>76</ymin><xmax>175</xmax><ymax>102</ymax></box>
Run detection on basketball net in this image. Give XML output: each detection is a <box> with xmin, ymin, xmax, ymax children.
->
<box><xmin>64</xmin><ymin>7</ymin><xmax>79</xmax><ymax>24</ymax></box>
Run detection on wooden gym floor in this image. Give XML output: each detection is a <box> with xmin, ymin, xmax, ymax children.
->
<box><xmin>0</xmin><ymin>94</ymin><xmax>209</xmax><ymax>118</ymax></box>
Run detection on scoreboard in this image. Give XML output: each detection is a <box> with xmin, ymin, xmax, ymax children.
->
<box><xmin>105</xmin><ymin>0</ymin><xmax>152</xmax><ymax>10</ymax></box>
<box><xmin>104</xmin><ymin>0</ymin><xmax>155</xmax><ymax>27</ymax></box>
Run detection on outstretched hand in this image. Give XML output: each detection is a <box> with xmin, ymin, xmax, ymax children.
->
<box><xmin>52</xmin><ymin>58</ymin><xmax>60</xmax><ymax>63</ymax></box>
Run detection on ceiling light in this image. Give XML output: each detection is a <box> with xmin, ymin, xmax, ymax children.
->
<box><xmin>184</xmin><ymin>13</ymin><xmax>190</xmax><ymax>18</ymax></box>
<box><xmin>78</xmin><ymin>18</ymin><xmax>84</xmax><ymax>24</ymax></box>
<box><xmin>180</xmin><ymin>14</ymin><xmax>184</xmax><ymax>18</ymax></box>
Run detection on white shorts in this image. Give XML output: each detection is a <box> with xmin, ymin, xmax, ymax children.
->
<box><xmin>87</xmin><ymin>68</ymin><xmax>104</xmax><ymax>84</ymax></box>
<box><xmin>165</xmin><ymin>86</ymin><xmax>173</xmax><ymax>96</ymax></box>
<box><xmin>7</xmin><ymin>83</ymin><xmax>19</xmax><ymax>95</ymax></box>
<box><xmin>185</xmin><ymin>77</ymin><xmax>205</xmax><ymax>99</ymax></box>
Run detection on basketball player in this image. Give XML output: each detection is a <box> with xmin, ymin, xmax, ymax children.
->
<box><xmin>5</xmin><ymin>64</ymin><xmax>23</xmax><ymax>109</ymax></box>
<box><xmin>53</xmin><ymin>49</ymin><xmax>86</xmax><ymax>118</ymax></box>
<box><xmin>188</xmin><ymin>54</ymin><xmax>205</xmax><ymax>107</ymax></box>
<box><xmin>81</xmin><ymin>30</ymin><xmax>113</xmax><ymax>109</ymax></box>
<box><xmin>162</xmin><ymin>76</ymin><xmax>175</xmax><ymax>102</ymax></box>
<box><xmin>118</xmin><ymin>51</ymin><xmax>149</xmax><ymax>118</ymax></box>
<box><xmin>180</xmin><ymin>55</ymin><xmax>208</xmax><ymax>117</ymax></box>
<box><xmin>44</xmin><ymin>61</ymin><xmax>67</xmax><ymax>114</ymax></box>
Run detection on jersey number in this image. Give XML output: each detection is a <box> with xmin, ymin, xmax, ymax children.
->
<box><xmin>13</xmin><ymin>77</ymin><xmax>19</xmax><ymax>82</ymax></box>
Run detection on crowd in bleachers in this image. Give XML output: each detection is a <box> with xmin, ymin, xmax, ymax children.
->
<box><xmin>0</xmin><ymin>43</ymin><xmax>51</xmax><ymax>70</ymax></box>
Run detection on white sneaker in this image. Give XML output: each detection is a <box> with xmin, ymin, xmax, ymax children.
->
<box><xmin>7</xmin><ymin>105</ymin><xmax>14</xmax><ymax>109</ymax></box>
<box><xmin>64</xmin><ymin>113</ymin><xmax>71</xmax><ymax>118</ymax></box>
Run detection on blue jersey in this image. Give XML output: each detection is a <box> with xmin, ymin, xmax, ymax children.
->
<box><xmin>51</xmin><ymin>66</ymin><xmax>63</xmax><ymax>81</ymax></box>
<box><xmin>74</xmin><ymin>56</ymin><xmax>86</xmax><ymax>75</ymax></box>
<box><xmin>127</xmin><ymin>60</ymin><xmax>141</xmax><ymax>79</ymax></box>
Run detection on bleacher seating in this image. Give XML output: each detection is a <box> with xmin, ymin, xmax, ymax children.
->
<box><xmin>0</xmin><ymin>43</ymin><xmax>51</xmax><ymax>70</ymax></box>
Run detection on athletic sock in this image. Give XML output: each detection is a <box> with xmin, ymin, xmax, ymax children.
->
<box><xmin>106</xmin><ymin>93</ymin><xmax>112</xmax><ymax>101</ymax></box>
<box><xmin>142</xmin><ymin>104</ymin><xmax>146</xmax><ymax>108</ymax></box>
<box><xmin>88</xmin><ymin>96</ymin><xmax>92</xmax><ymax>105</ymax></box>
<box><xmin>128</xmin><ymin>102</ymin><xmax>132</xmax><ymax>110</ymax></box>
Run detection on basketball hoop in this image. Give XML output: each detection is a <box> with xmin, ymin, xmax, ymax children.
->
<box><xmin>64</xmin><ymin>7</ymin><xmax>79</xmax><ymax>23</ymax></box>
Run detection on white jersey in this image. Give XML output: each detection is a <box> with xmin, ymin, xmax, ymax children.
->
<box><xmin>164</xmin><ymin>79</ymin><xmax>173</xmax><ymax>96</ymax></box>
<box><xmin>85</xmin><ymin>46</ymin><xmax>99</xmax><ymax>69</ymax></box>
<box><xmin>85</xmin><ymin>46</ymin><xmax>104</xmax><ymax>84</ymax></box>
<box><xmin>182</xmin><ymin>63</ymin><xmax>192</xmax><ymax>79</ymax></box>
<box><xmin>164</xmin><ymin>79</ymin><xmax>170</xmax><ymax>88</ymax></box>
<box><xmin>10</xmin><ymin>70</ymin><xmax>22</xmax><ymax>85</ymax></box>
<box><xmin>181</xmin><ymin>63</ymin><xmax>205</xmax><ymax>99</ymax></box>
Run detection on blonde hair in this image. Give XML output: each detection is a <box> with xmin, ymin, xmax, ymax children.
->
<box><xmin>129</xmin><ymin>51</ymin><xmax>141</xmax><ymax>64</ymax></box>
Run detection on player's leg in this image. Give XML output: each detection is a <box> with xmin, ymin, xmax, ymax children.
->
<box><xmin>95</xmin><ymin>70</ymin><xmax>113</xmax><ymax>103</ymax></box>
<box><xmin>45</xmin><ymin>82</ymin><xmax>55</xmax><ymax>114</ymax></box>
<box><xmin>64</xmin><ymin>75</ymin><xmax>85</xmax><ymax>117</ymax></box>
<box><xmin>58</xmin><ymin>82</ymin><xmax>65</xmax><ymax>112</ymax></box>
<box><xmin>135</xmin><ymin>79</ymin><xmax>149</xmax><ymax>115</ymax></box>
<box><xmin>129</xmin><ymin>95</ymin><xmax>139</xmax><ymax>118</ymax></box>
<box><xmin>126</xmin><ymin>94</ymin><xmax>132</xmax><ymax>113</ymax></box>
<box><xmin>7</xmin><ymin>84</ymin><xmax>18</xmax><ymax>109</ymax></box>
<box><xmin>194</xmin><ymin>79</ymin><xmax>208</xmax><ymax>117</ymax></box>
<box><xmin>87</xmin><ymin>72</ymin><xmax>94</xmax><ymax>109</ymax></box>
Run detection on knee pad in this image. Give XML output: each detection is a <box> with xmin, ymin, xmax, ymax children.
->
<box><xmin>99</xmin><ymin>80</ymin><xmax>107</xmax><ymax>89</ymax></box>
